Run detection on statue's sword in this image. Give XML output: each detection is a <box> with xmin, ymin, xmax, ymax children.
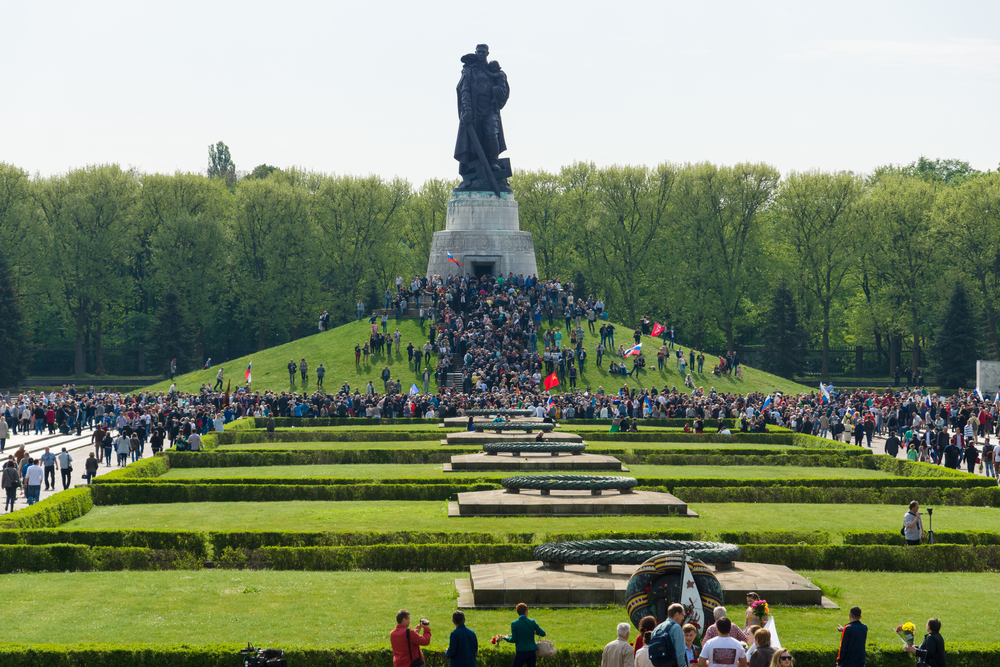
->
<box><xmin>465</xmin><ymin>123</ymin><xmax>503</xmax><ymax>198</ymax></box>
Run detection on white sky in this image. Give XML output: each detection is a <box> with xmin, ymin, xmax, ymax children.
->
<box><xmin>3</xmin><ymin>0</ymin><xmax>998</xmax><ymax>183</ymax></box>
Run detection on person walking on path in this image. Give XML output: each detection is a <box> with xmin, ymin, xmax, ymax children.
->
<box><xmin>214</xmin><ymin>367</ymin><xmax>224</xmax><ymax>391</ymax></box>
<box><xmin>502</xmin><ymin>602</ymin><xmax>546</xmax><ymax>667</ymax></box>
<box><xmin>84</xmin><ymin>452</ymin><xmax>99</xmax><ymax>485</ymax></box>
<box><xmin>1</xmin><ymin>461</ymin><xmax>20</xmax><ymax>512</ymax></box>
<box><xmin>601</xmin><ymin>622</ymin><xmax>635</xmax><ymax>667</ymax></box>
<box><xmin>23</xmin><ymin>459</ymin><xmax>42</xmax><ymax>506</ymax></box>
<box><xmin>390</xmin><ymin>609</ymin><xmax>431</xmax><ymax>667</ymax></box>
<box><xmin>836</xmin><ymin>606</ymin><xmax>867</xmax><ymax>667</ymax></box>
<box><xmin>39</xmin><ymin>447</ymin><xmax>57</xmax><ymax>491</ymax></box>
<box><xmin>0</xmin><ymin>415</ymin><xmax>8</xmax><ymax>452</ymax></box>
<box><xmin>445</xmin><ymin>610</ymin><xmax>477</xmax><ymax>667</ymax></box>
<box><xmin>57</xmin><ymin>447</ymin><xmax>73</xmax><ymax>490</ymax></box>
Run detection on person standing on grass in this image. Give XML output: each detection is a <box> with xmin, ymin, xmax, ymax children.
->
<box><xmin>904</xmin><ymin>618</ymin><xmax>945</xmax><ymax>667</ymax></box>
<box><xmin>316</xmin><ymin>363</ymin><xmax>325</xmax><ymax>389</ymax></box>
<box><xmin>445</xmin><ymin>610</ymin><xmax>477</xmax><ymax>667</ymax></box>
<box><xmin>502</xmin><ymin>602</ymin><xmax>545</xmax><ymax>667</ymax></box>
<box><xmin>699</xmin><ymin>618</ymin><xmax>746</xmax><ymax>667</ymax></box>
<box><xmin>57</xmin><ymin>447</ymin><xmax>72</xmax><ymax>490</ymax></box>
<box><xmin>214</xmin><ymin>367</ymin><xmax>224</xmax><ymax>391</ymax></box>
<box><xmin>299</xmin><ymin>358</ymin><xmax>308</xmax><ymax>384</ymax></box>
<box><xmin>390</xmin><ymin>609</ymin><xmax>431</xmax><ymax>667</ymax></box>
<box><xmin>903</xmin><ymin>500</ymin><xmax>925</xmax><ymax>545</ymax></box>
<box><xmin>836</xmin><ymin>606</ymin><xmax>867</xmax><ymax>667</ymax></box>
<box><xmin>2</xmin><ymin>460</ymin><xmax>20</xmax><ymax>512</ymax></box>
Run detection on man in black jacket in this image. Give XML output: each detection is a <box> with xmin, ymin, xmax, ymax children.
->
<box><xmin>905</xmin><ymin>618</ymin><xmax>945</xmax><ymax>667</ymax></box>
<box><xmin>837</xmin><ymin>606</ymin><xmax>867</xmax><ymax>667</ymax></box>
<box><xmin>885</xmin><ymin>431</ymin><xmax>901</xmax><ymax>458</ymax></box>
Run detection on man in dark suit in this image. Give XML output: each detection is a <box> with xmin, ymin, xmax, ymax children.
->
<box><xmin>445</xmin><ymin>610</ymin><xmax>478</xmax><ymax>667</ymax></box>
<box><xmin>837</xmin><ymin>606</ymin><xmax>868</xmax><ymax>667</ymax></box>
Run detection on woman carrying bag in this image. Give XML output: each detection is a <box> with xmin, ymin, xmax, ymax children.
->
<box><xmin>1</xmin><ymin>460</ymin><xmax>20</xmax><ymax>512</ymax></box>
<box><xmin>502</xmin><ymin>603</ymin><xmax>547</xmax><ymax>667</ymax></box>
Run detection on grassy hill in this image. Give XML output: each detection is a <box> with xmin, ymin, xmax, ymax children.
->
<box><xmin>143</xmin><ymin>318</ymin><xmax>810</xmax><ymax>396</ymax></box>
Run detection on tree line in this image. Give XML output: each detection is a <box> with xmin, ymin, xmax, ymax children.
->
<box><xmin>0</xmin><ymin>148</ymin><xmax>996</xmax><ymax>387</ymax></box>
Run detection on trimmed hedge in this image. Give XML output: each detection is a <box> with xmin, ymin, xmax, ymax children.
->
<box><xmin>670</xmin><ymin>485</ymin><xmax>1000</xmax><ymax>506</ymax></box>
<box><xmin>584</xmin><ymin>432</ymin><xmax>794</xmax><ymax>444</ymax></box>
<box><xmin>93</xmin><ymin>456</ymin><xmax>170</xmax><ymax>482</ymax></box>
<box><xmin>0</xmin><ymin>545</ymin><xmax>184</xmax><ymax>573</ymax></box>
<box><xmin>843</xmin><ymin>530</ymin><xmax>1000</xmax><ymax>546</ymax></box>
<box><xmin>209</xmin><ymin>530</ymin><xmax>535</xmax><ymax>551</ymax></box>
<box><xmin>244</xmin><ymin>543</ymin><xmax>534</xmax><ymax>571</ymax></box>
<box><xmin>0</xmin><ymin>488</ymin><xmax>94</xmax><ymax>529</ymax></box>
<box><xmin>741</xmin><ymin>544</ymin><xmax>1000</xmax><ymax>572</ymax></box>
<box><xmin>98</xmin><ymin>476</ymin><xmax>495</xmax><ymax>487</ymax></box>
<box><xmin>253</xmin><ymin>417</ymin><xmax>441</xmax><ymax>428</ymax></box>
<box><xmin>167</xmin><ymin>450</ymin><xmax>462</xmax><ymax>467</ymax></box>
<box><xmin>563</xmin><ymin>418</ymin><xmax>740</xmax><ymax>427</ymax></box>
<box><xmin>89</xmin><ymin>483</ymin><xmax>500</xmax><ymax>505</ymax></box>
<box><xmin>214</xmin><ymin>431</ymin><xmax>450</xmax><ymax>445</ymax></box>
<box><xmin>0</xmin><ymin>643</ymin><xmax>996</xmax><ymax>667</ymax></box>
<box><xmin>717</xmin><ymin>530</ymin><xmax>832</xmax><ymax>545</ymax></box>
<box><xmin>541</xmin><ymin>529</ymin><xmax>707</xmax><ymax>542</ymax></box>
<box><xmin>0</xmin><ymin>530</ymin><xmax>208</xmax><ymax>556</ymax></box>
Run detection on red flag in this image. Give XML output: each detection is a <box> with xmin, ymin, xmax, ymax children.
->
<box><xmin>651</xmin><ymin>322</ymin><xmax>665</xmax><ymax>338</ymax></box>
<box><xmin>543</xmin><ymin>372</ymin><xmax>559</xmax><ymax>391</ymax></box>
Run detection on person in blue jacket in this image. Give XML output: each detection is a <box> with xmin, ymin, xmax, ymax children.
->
<box><xmin>504</xmin><ymin>602</ymin><xmax>546</xmax><ymax>667</ymax></box>
<box><xmin>837</xmin><ymin>606</ymin><xmax>868</xmax><ymax>667</ymax></box>
<box><xmin>445</xmin><ymin>610</ymin><xmax>477</xmax><ymax>667</ymax></box>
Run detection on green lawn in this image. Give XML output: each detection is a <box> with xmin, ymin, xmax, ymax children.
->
<box><xmin>141</xmin><ymin>319</ymin><xmax>810</xmax><ymax>396</ymax></box>
<box><xmin>160</xmin><ymin>464</ymin><xmax>894</xmax><ymax>481</ymax></box>
<box><xmin>0</xmin><ymin>570</ymin><xmax>988</xmax><ymax>646</ymax></box>
<box><xmin>63</xmin><ymin>502</ymin><xmax>1000</xmax><ymax>536</ymax></box>
<box><xmin>216</xmin><ymin>440</ymin><xmax>797</xmax><ymax>452</ymax></box>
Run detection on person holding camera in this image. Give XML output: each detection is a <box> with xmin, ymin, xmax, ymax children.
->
<box><xmin>904</xmin><ymin>618</ymin><xmax>945</xmax><ymax>667</ymax></box>
<box><xmin>391</xmin><ymin>609</ymin><xmax>431</xmax><ymax>667</ymax></box>
<box><xmin>903</xmin><ymin>501</ymin><xmax>925</xmax><ymax>546</ymax></box>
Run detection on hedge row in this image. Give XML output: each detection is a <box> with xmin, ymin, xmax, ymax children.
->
<box><xmin>583</xmin><ymin>432</ymin><xmax>795</xmax><ymax>444</ymax></box>
<box><xmin>1</xmin><ymin>644</ymin><xmax>998</xmax><ymax>667</ymax></box>
<box><xmin>89</xmin><ymin>483</ymin><xmax>500</xmax><ymax>505</ymax></box>
<box><xmin>98</xmin><ymin>476</ymin><xmax>495</xmax><ymax>487</ymax></box>
<box><xmin>669</xmin><ymin>485</ymin><xmax>1000</xmax><ymax>506</ymax></box>
<box><xmin>0</xmin><ymin>488</ymin><xmax>94</xmax><ymax>530</ymax></box>
<box><xmin>717</xmin><ymin>530</ymin><xmax>832</xmax><ymax>545</ymax></box>
<box><xmin>0</xmin><ymin>529</ymin><xmax>208</xmax><ymax>556</ymax></box>
<box><xmin>742</xmin><ymin>544</ymin><xmax>1000</xmax><ymax>572</ymax></box>
<box><xmin>167</xmin><ymin>450</ymin><xmax>461</xmax><ymax>467</ymax></box>
<box><xmin>0</xmin><ymin>545</ymin><xmax>185</xmax><ymax>573</ymax></box>
<box><xmin>214</xmin><ymin>431</ymin><xmax>449</xmax><ymax>445</ymax></box>
<box><xmin>93</xmin><ymin>456</ymin><xmax>170</xmax><ymax>482</ymax></box>
<box><xmin>253</xmin><ymin>417</ymin><xmax>441</xmax><ymax>428</ymax></box>
<box><xmin>843</xmin><ymin>530</ymin><xmax>1000</xmax><ymax>546</ymax></box>
<box><xmin>209</xmin><ymin>530</ymin><xmax>536</xmax><ymax>551</ymax></box>
<box><xmin>238</xmin><ymin>543</ymin><xmax>536</xmax><ymax>571</ymax></box>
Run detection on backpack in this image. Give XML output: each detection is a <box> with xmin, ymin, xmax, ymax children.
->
<box><xmin>646</xmin><ymin>620</ymin><xmax>678</xmax><ymax>667</ymax></box>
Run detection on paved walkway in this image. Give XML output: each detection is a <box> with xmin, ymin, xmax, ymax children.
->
<box><xmin>1</xmin><ymin>428</ymin><xmax>167</xmax><ymax>514</ymax></box>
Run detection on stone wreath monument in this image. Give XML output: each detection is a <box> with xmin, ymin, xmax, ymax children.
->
<box><xmin>425</xmin><ymin>44</ymin><xmax>539</xmax><ymax>280</ymax></box>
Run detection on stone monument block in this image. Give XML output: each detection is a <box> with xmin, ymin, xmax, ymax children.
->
<box><xmin>976</xmin><ymin>360</ymin><xmax>1000</xmax><ymax>393</ymax></box>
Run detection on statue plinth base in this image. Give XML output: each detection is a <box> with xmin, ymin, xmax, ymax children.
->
<box><xmin>426</xmin><ymin>191</ymin><xmax>538</xmax><ymax>279</ymax></box>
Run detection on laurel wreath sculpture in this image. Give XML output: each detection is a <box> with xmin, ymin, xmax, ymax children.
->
<box><xmin>532</xmin><ymin>539</ymin><xmax>741</xmax><ymax>566</ymax></box>
<box><xmin>473</xmin><ymin>421</ymin><xmax>553</xmax><ymax>432</ymax></box>
<box><xmin>466</xmin><ymin>409</ymin><xmax>535</xmax><ymax>417</ymax></box>
<box><xmin>482</xmin><ymin>442</ymin><xmax>586</xmax><ymax>456</ymax></box>
<box><xmin>501</xmin><ymin>475</ymin><xmax>637</xmax><ymax>495</ymax></box>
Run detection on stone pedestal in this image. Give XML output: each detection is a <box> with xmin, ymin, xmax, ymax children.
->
<box><xmin>426</xmin><ymin>191</ymin><xmax>538</xmax><ymax>279</ymax></box>
<box><xmin>977</xmin><ymin>361</ymin><xmax>1000</xmax><ymax>394</ymax></box>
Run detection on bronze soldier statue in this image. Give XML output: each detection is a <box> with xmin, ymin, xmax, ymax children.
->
<box><xmin>454</xmin><ymin>44</ymin><xmax>512</xmax><ymax>194</ymax></box>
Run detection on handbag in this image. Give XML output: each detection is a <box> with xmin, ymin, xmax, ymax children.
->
<box><xmin>536</xmin><ymin>639</ymin><xmax>557</xmax><ymax>658</ymax></box>
<box><xmin>407</xmin><ymin>629</ymin><xmax>425</xmax><ymax>667</ymax></box>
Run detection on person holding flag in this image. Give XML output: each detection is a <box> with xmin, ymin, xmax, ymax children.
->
<box><xmin>244</xmin><ymin>361</ymin><xmax>252</xmax><ymax>386</ymax></box>
<box><xmin>625</xmin><ymin>343</ymin><xmax>642</xmax><ymax>357</ymax></box>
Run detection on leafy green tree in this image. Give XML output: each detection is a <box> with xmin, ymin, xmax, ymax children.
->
<box><xmin>0</xmin><ymin>163</ymin><xmax>46</xmax><ymax>296</ymax></box>
<box><xmin>930</xmin><ymin>281</ymin><xmax>979</xmax><ymax>388</ymax></box>
<box><xmin>933</xmin><ymin>173</ymin><xmax>1000</xmax><ymax>359</ymax></box>
<box><xmin>207</xmin><ymin>141</ymin><xmax>237</xmax><ymax>188</ymax></box>
<box><xmin>403</xmin><ymin>178</ymin><xmax>453</xmax><ymax>277</ymax></box>
<box><xmin>760</xmin><ymin>282</ymin><xmax>805</xmax><ymax>378</ymax></box>
<box><xmin>774</xmin><ymin>171</ymin><xmax>862</xmax><ymax>377</ymax></box>
<box><xmin>511</xmin><ymin>169</ymin><xmax>569</xmax><ymax>279</ymax></box>
<box><xmin>247</xmin><ymin>164</ymin><xmax>280</xmax><ymax>180</ymax></box>
<box><xmin>0</xmin><ymin>252</ymin><xmax>31</xmax><ymax>386</ymax></box>
<box><xmin>147</xmin><ymin>290</ymin><xmax>196</xmax><ymax>375</ymax></box>
<box><xmin>35</xmin><ymin>165</ymin><xmax>137</xmax><ymax>374</ymax></box>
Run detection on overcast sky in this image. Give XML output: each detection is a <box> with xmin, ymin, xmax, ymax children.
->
<box><xmin>3</xmin><ymin>0</ymin><xmax>998</xmax><ymax>184</ymax></box>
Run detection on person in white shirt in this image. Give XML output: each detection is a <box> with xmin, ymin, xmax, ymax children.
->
<box><xmin>56</xmin><ymin>448</ymin><xmax>73</xmax><ymax>490</ymax></box>
<box><xmin>601</xmin><ymin>622</ymin><xmax>635</xmax><ymax>667</ymax></box>
<box><xmin>115</xmin><ymin>434</ymin><xmax>131</xmax><ymax>467</ymax></box>
<box><xmin>699</xmin><ymin>618</ymin><xmax>747</xmax><ymax>667</ymax></box>
<box><xmin>188</xmin><ymin>433</ymin><xmax>202</xmax><ymax>452</ymax></box>
<box><xmin>23</xmin><ymin>460</ymin><xmax>44</xmax><ymax>505</ymax></box>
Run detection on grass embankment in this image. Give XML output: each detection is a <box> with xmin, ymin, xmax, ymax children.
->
<box><xmin>0</xmin><ymin>570</ymin><xmax>987</xmax><ymax>646</ymax></box>
<box><xmin>160</xmin><ymin>464</ymin><xmax>896</xmax><ymax>481</ymax></box>
<box><xmin>62</xmin><ymin>502</ymin><xmax>999</xmax><ymax>535</ymax></box>
<box><xmin>141</xmin><ymin>319</ymin><xmax>811</xmax><ymax>396</ymax></box>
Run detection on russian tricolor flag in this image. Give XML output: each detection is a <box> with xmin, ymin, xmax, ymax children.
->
<box><xmin>925</xmin><ymin>395</ymin><xmax>932</xmax><ymax>408</ymax></box>
<box><xmin>819</xmin><ymin>383</ymin><xmax>830</xmax><ymax>405</ymax></box>
<box><xmin>245</xmin><ymin>361</ymin><xmax>252</xmax><ymax>384</ymax></box>
<box><xmin>624</xmin><ymin>343</ymin><xmax>642</xmax><ymax>357</ymax></box>
<box><xmin>447</xmin><ymin>253</ymin><xmax>462</xmax><ymax>267</ymax></box>
<box><xmin>974</xmin><ymin>387</ymin><xmax>983</xmax><ymax>401</ymax></box>
<box><xmin>762</xmin><ymin>395</ymin><xmax>772</xmax><ymax>410</ymax></box>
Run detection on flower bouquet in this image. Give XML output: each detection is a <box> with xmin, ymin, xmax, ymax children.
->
<box><xmin>895</xmin><ymin>622</ymin><xmax>916</xmax><ymax>647</ymax></box>
<box><xmin>490</xmin><ymin>634</ymin><xmax>508</xmax><ymax>646</ymax></box>
<box><xmin>750</xmin><ymin>599</ymin><xmax>770</xmax><ymax>620</ymax></box>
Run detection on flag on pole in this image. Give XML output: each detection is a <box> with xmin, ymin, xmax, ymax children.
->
<box><xmin>245</xmin><ymin>361</ymin><xmax>252</xmax><ymax>384</ymax></box>
<box><xmin>624</xmin><ymin>343</ymin><xmax>642</xmax><ymax>357</ymax></box>
<box><xmin>651</xmin><ymin>322</ymin><xmax>665</xmax><ymax>338</ymax></box>
<box><xmin>546</xmin><ymin>395</ymin><xmax>556</xmax><ymax>409</ymax></box>
<box><xmin>680</xmin><ymin>554</ymin><xmax>705</xmax><ymax>632</ymax></box>
<box><xmin>925</xmin><ymin>395</ymin><xmax>932</xmax><ymax>409</ymax></box>
<box><xmin>543</xmin><ymin>372</ymin><xmax>559</xmax><ymax>391</ymax></box>
<box><xmin>974</xmin><ymin>387</ymin><xmax>983</xmax><ymax>401</ymax></box>
<box><xmin>762</xmin><ymin>395</ymin><xmax>772</xmax><ymax>410</ymax></box>
<box><xmin>224</xmin><ymin>380</ymin><xmax>231</xmax><ymax>406</ymax></box>
<box><xmin>409</xmin><ymin>384</ymin><xmax>419</xmax><ymax>395</ymax></box>
<box><xmin>819</xmin><ymin>383</ymin><xmax>830</xmax><ymax>405</ymax></box>
<box><xmin>447</xmin><ymin>253</ymin><xmax>462</xmax><ymax>267</ymax></box>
